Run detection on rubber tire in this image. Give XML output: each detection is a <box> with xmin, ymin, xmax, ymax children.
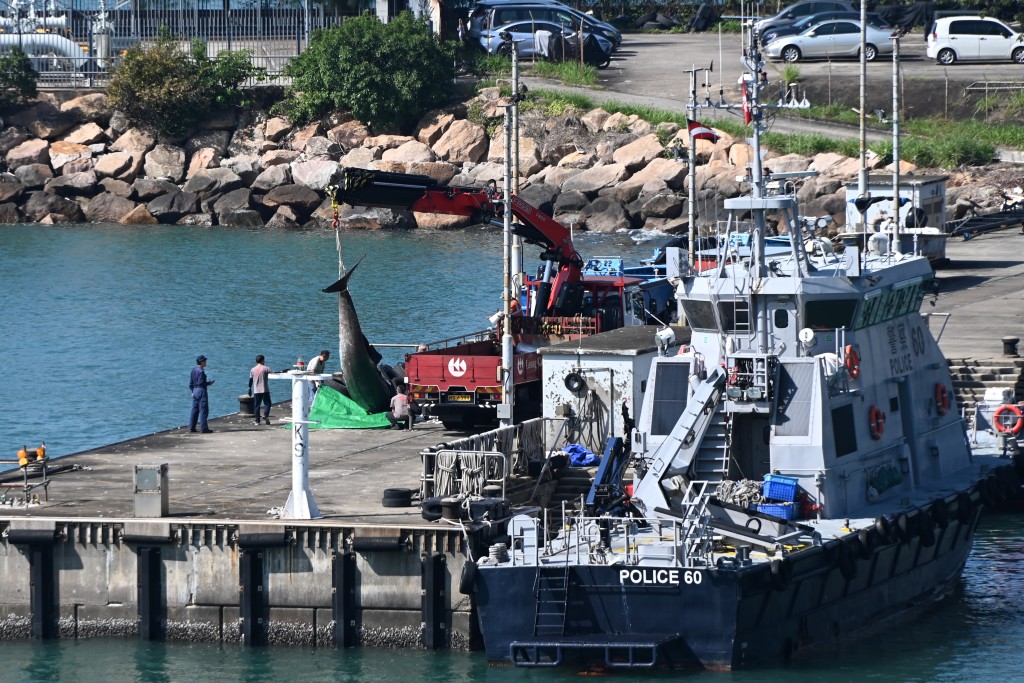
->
<box><xmin>782</xmin><ymin>45</ymin><xmax>801</xmax><ymax>63</ymax></box>
<box><xmin>856</xmin><ymin>529</ymin><xmax>875</xmax><ymax>558</ymax></box>
<box><xmin>420</xmin><ymin>496</ymin><xmax>445</xmax><ymax>522</ymax></box>
<box><xmin>770</xmin><ymin>558</ymin><xmax>791</xmax><ymax>592</ymax></box>
<box><xmin>956</xmin><ymin>491</ymin><xmax>973</xmax><ymax>524</ymax></box>
<box><xmin>894</xmin><ymin>513</ymin><xmax>913</xmax><ymax>543</ymax></box>
<box><xmin>931</xmin><ymin>499</ymin><xmax>949</xmax><ymax>530</ymax></box>
<box><xmin>459</xmin><ymin>560</ymin><xmax>479</xmax><ymax>595</ymax></box>
<box><xmin>937</xmin><ymin>48</ymin><xmax>956</xmax><ymax>65</ymax></box>
<box><xmin>919</xmin><ymin>516</ymin><xmax>936</xmax><ymax>547</ymax></box>
<box><xmin>383</xmin><ymin>487</ymin><xmax>415</xmax><ymax>499</ymax></box>
<box><xmin>1014</xmin><ymin>47</ymin><xmax>1024</xmax><ymax>65</ymax></box>
<box><xmin>875</xmin><ymin>516</ymin><xmax>892</xmax><ymax>544</ymax></box>
<box><xmin>382</xmin><ymin>494</ymin><xmax>412</xmax><ymax>508</ymax></box>
<box><xmin>864</xmin><ymin>44</ymin><xmax>877</xmax><ymax>62</ymax></box>
<box><xmin>836</xmin><ymin>542</ymin><xmax>856</xmax><ymax>581</ymax></box>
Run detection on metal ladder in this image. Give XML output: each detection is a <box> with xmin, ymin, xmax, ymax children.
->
<box><xmin>691</xmin><ymin>406</ymin><xmax>730</xmax><ymax>483</ymax></box>
<box><xmin>533</xmin><ymin>562</ymin><xmax>570</xmax><ymax>637</ymax></box>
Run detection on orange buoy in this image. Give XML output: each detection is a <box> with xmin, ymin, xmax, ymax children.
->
<box><xmin>869</xmin><ymin>405</ymin><xmax>886</xmax><ymax>440</ymax></box>
<box><xmin>845</xmin><ymin>344</ymin><xmax>860</xmax><ymax>380</ymax></box>
<box><xmin>994</xmin><ymin>404</ymin><xmax>1024</xmax><ymax>435</ymax></box>
<box><xmin>935</xmin><ymin>384</ymin><xmax>951</xmax><ymax>416</ymax></box>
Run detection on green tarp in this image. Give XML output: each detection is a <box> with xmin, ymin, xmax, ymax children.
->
<box><xmin>307</xmin><ymin>385</ymin><xmax>391</xmax><ymax>429</ymax></box>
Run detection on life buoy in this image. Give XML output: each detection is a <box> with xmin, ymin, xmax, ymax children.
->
<box><xmin>935</xmin><ymin>383</ymin><xmax>950</xmax><ymax>416</ymax></box>
<box><xmin>993</xmin><ymin>404</ymin><xmax>1024</xmax><ymax>435</ymax></box>
<box><xmin>869</xmin><ymin>405</ymin><xmax>886</xmax><ymax>440</ymax></box>
<box><xmin>844</xmin><ymin>345</ymin><xmax>860</xmax><ymax>379</ymax></box>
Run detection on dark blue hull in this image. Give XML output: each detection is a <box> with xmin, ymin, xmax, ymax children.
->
<box><xmin>474</xmin><ymin>506</ymin><xmax>979</xmax><ymax>670</ymax></box>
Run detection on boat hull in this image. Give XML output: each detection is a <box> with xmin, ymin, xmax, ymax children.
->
<box><xmin>474</xmin><ymin>503</ymin><xmax>979</xmax><ymax>670</ymax></box>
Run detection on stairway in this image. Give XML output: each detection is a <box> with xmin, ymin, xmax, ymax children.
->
<box><xmin>948</xmin><ymin>358</ymin><xmax>1024</xmax><ymax>409</ymax></box>
<box><xmin>533</xmin><ymin>563</ymin><xmax>570</xmax><ymax>637</ymax></box>
<box><xmin>691</xmin><ymin>409</ymin><xmax>730</xmax><ymax>483</ymax></box>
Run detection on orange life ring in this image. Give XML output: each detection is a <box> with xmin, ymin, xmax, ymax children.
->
<box><xmin>869</xmin><ymin>405</ymin><xmax>886</xmax><ymax>440</ymax></box>
<box><xmin>935</xmin><ymin>383</ymin><xmax>950</xmax><ymax>416</ymax></box>
<box><xmin>994</xmin><ymin>404</ymin><xmax>1024</xmax><ymax>435</ymax></box>
<box><xmin>845</xmin><ymin>344</ymin><xmax>860</xmax><ymax>380</ymax></box>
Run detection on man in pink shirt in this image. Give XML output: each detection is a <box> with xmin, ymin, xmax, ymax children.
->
<box><xmin>387</xmin><ymin>383</ymin><xmax>412</xmax><ymax>429</ymax></box>
<box><xmin>249</xmin><ymin>355</ymin><xmax>271</xmax><ymax>426</ymax></box>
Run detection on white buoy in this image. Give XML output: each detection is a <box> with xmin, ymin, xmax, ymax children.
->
<box><xmin>269</xmin><ymin>359</ymin><xmax>331</xmax><ymax>520</ymax></box>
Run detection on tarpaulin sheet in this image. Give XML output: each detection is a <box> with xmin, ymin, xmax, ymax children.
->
<box><xmin>876</xmin><ymin>2</ymin><xmax>935</xmax><ymax>35</ymax></box>
<box><xmin>307</xmin><ymin>385</ymin><xmax>390</xmax><ymax>429</ymax></box>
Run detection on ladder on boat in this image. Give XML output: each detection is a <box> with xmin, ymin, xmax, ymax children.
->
<box><xmin>533</xmin><ymin>562</ymin><xmax>570</xmax><ymax>637</ymax></box>
<box><xmin>691</xmin><ymin>407</ymin><xmax>730</xmax><ymax>483</ymax></box>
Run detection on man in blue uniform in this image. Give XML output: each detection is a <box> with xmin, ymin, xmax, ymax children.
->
<box><xmin>189</xmin><ymin>355</ymin><xmax>215</xmax><ymax>433</ymax></box>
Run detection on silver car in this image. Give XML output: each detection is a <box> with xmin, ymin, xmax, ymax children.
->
<box><xmin>479</xmin><ymin>19</ymin><xmax>613</xmax><ymax>66</ymax></box>
<box><xmin>764</xmin><ymin>19</ymin><xmax>895</xmax><ymax>62</ymax></box>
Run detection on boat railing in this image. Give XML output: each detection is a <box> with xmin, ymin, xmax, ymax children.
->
<box><xmin>922</xmin><ymin>312</ymin><xmax>951</xmax><ymax>344</ymax></box>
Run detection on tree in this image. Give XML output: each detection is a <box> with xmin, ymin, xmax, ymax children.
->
<box><xmin>280</xmin><ymin>12</ymin><xmax>455</xmax><ymax>132</ymax></box>
<box><xmin>108</xmin><ymin>35</ymin><xmax>265</xmax><ymax>137</ymax></box>
<box><xmin>0</xmin><ymin>48</ymin><xmax>38</xmax><ymax>112</ymax></box>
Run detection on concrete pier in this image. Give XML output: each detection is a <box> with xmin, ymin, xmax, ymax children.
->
<box><xmin>0</xmin><ymin>230</ymin><xmax>1021</xmax><ymax>650</ymax></box>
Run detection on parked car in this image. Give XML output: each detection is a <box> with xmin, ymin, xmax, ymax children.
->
<box><xmin>764</xmin><ymin>19</ymin><xmax>895</xmax><ymax>62</ymax></box>
<box><xmin>479</xmin><ymin>19</ymin><xmax>612</xmax><ymax>67</ymax></box>
<box><xmin>759</xmin><ymin>10</ymin><xmax>889</xmax><ymax>45</ymax></box>
<box><xmin>468</xmin><ymin>0</ymin><xmax>622</xmax><ymax>48</ymax></box>
<box><xmin>752</xmin><ymin>0</ymin><xmax>854</xmax><ymax>39</ymax></box>
<box><xmin>926</xmin><ymin>16</ymin><xmax>1024</xmax><ymax>65</ymax></box>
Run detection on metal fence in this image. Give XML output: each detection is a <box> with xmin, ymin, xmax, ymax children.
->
<box><xmin>0</xmin><ymin>0</ymin><xmax>357</xmax><ymax>88</ymax></box>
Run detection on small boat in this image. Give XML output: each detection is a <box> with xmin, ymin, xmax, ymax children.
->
<box><xmin>466</xmin><ymin>38</ymin><xmax>1022</xmax><ymax>671</ymax></box>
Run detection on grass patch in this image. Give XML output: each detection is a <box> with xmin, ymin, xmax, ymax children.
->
<box><xmin>529</xmin><ymin>60</ymin><xmax>598</xmax><ymax>87</ymax></box>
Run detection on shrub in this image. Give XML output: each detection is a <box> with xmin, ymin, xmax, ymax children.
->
<box><xmin>0</xmin><ymin>48</ymin><xmax>38</xmax><ymax>111</ymax></box>
<box><xmin>108</xmin><ymin>35</ymin><xmax>264</xmax><ymax>136</ymax></box>
<box><xmin>279</xmin><ymin>13</ymin><xmax>454</xmax><ymax>132</ymax></box>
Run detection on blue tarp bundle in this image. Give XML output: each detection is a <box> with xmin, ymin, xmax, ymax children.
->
<box><xmin>563</xmin><ymin>443</ymin><xmax>600</xmax><ymax>467</ymax></box>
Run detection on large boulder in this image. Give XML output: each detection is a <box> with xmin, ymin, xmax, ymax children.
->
<box><xmin>641</xmin><ymin>192</ymin><xmax>683</xmax><ymax>220</ymax></box>
<box><xmin>219</xmin><ymin>155</ymin><xmax>261</xmax><ymax>185</ymax></box>
<box><xmin>64</xmin><ymin>123</ymin><xmax>106</xmax><ymax>146</ymax></box>
<box><xmin>213</xmin><ymin>188</ymin><xmax>253</xmax><ymax>216</ymax></box>
<box><xmin>328</xmin><ymin>120</ymin><xmax>370</xmax><ymax>148</ymax></box>
<box><xmin>413</xmin><ymin>210</ymin><xmax>474</xmax><ymax>229</ymax></box>
<box><xmin>147</xmin><ymin>189</ymin><xmax>200</xmax><ymax>222</ymax></box>
<box><xmin>0</xmin><ymin>127</ymin><xmax>29</xmax><ymax>156</ymax></box>
<box><xmin>0</xmin><ymin>202</ymin><xmax>20</xmax><ymax>223</ymax></box>
<box><xmin>580</xmin><ymin>196</ymin><xmax>633</xmax><ymax>232</ymax></box>
<box><xmin>415</xmin><ymin>111</ymin><xmax>455</xmax><ymax>146</ymax></box>
<box><xmin>336</xmin><ymin>205</ymin><xmax>414</xmax><ymax>230</ymax></box>
<box><xmin>120</xmin><ymin>205</ymin><xmax>159</xmax><ymax>224</ymax></box>
<box><xmin>13</xmin><ymin>163</ymin><xmax>53</xmax><ymax>189</ymax></box>
<box><xmin>289</xmin><ymin>122</ymin><xmax>322</xmax><ymax>151</ymax></box>
<box><xmin>553</xmin><ymin>190</ymin><xmax>589</xmax><ymax>215</ymax></box>
<box><xmin>60</xmin><ymin>94</ymin><xmax>109</xmax><ymax>124</ymax></box>
<box><xmin>612</xmin><ymin>158</ymin><xmax>688</xmax><ymax>202</ymax></box>
<box><xmin>407</xmin><ymin>161</ymin><xmax>457</xmax><ymax>185</ymax></box>
<box><xmin>218</xmin><ymin>209</ymin><xmax>264</xmax><ymax>227</ymax></box>
<box><xmin>144</xmin><ymin>144</ymin><xmax>186</xmax><ymax>182</ymax></box>
<box><xmin>0</xmin><ymin>179</ymin><xmax>25</xmax><ymax>203</ymax></box>
<box><xmin>228</xmin><ymin>125</ymin><xmax>267</xmax><ymax>157</ymax></box>
<box><xmin>99</xmin><ymin>178</ymin><xmax>133</xmax><ymax>198</ymax></box>
<box><xmin>382</xmin><ymin>140</ymin><xmax>436</xmax><ymax>164</ymax></box>
<box><xmin>432</xmin><ymin>120</ymin><xmax>487</xmax><ymax>163</ymax></box>
<box><xmin>49</xmin><ymin>141</ymin><xmax>91</xmax><ymax>171</ymax></box>
<box><xmin>581</xmin><ymin>108</ymin><xmax>611</xmax><ymax>134</ymax></box>
<box><xmin>109</xmin><ymin>128</ymin><xmax>156</xmax><ymax>177</ymax></box>
<box><xmin>186</xmin><ymin>147</ymin><xmax>220</xmax><ymax>178</ymax></box>
<box><xmin>45</xmin><ymin>170</ymin><xmax>98</xmax><ymax>197</ymax></box>
<box><xmin>612</xmin><ymin>134</ymin><xmax>665</xmax><ymax>172</ymax></box>
<box><xmin>303</xmin><ymin>136</ymin><xmax>342</xmax><ymax>160</ymax></box>
<box><xmin>266</xmin><ymin>205</ymin><xmax>301</xmax><ymax>229</ymax></box>
<box><xmin>265</xmin><ymin>117</ymin><xmax>291</xmax><ymax>142</ymax></box>
<box><xmin>10</xmin><ymin>102</ymin><xmax>76</xmax><ymax>139</ymax></box>
<box><xmin>85</xmin><ymin>192</ymin><xmax>138</xmax><ymax>222</ymax></box>
<box><xmin>261</xmin><ymin>184</ymin><xmax>321</xmax><ymax>218</ymax></box>
<box><xmin>133</xmin><ymin>178</ymin><xmax>179</xmax><ymax>201</ymax></box>
<box><xmin>291</xmin><ymin>159</ymin><xmax>338</xmax><ymax>191</ymax></box>
<box><xmin>182</xmin><ymin>167</ymin><xmax>245</xmax><ymax>198</ymax></box>
<box><xmin>186</xmin><ymin>130</ymin><xmax>231</xmax><ymax>156</ymax></box>
<box><xmin>518</xmin><ymin>183</ymin><xmax>561</xmax><ymax>216</ymax></box>
<box><xmin>561</xmin><ymin>163</ymin><xmax>630</xmax><ymax>194</ymax></box>
<box><xmin>23</xmin><ymin>191</ymin><xmax>84</xmax><ymax>222</ymax></box>
<box><xmin>251</xmin><ymin>165</ymin><xmax>292</xmax><ymax>192</ymax></box>
<box><xmin>94</xmin><ymin>152</ymin><xmax>133</xmax><ymax>179</ymax></box>
<box><xmin>6</xmin><ymin>138</ymin><xmax>50</xmax><ymax>170</ymax></box>
<box><xmin>341</xmin><ymin>147</ymin><xmax>378</xmax><ymax>168</ymax></box>
<box><xmin>487</xmin><ymin>135</ymin><xmax>543</xmax><ymax>176</ymax></box>
<box><xmin>262</xmin><ymin>149</ymin><xmax>301</xmax><ymax>167</ymax></box>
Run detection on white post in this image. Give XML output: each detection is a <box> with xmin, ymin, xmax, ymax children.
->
<box><xmin>269</xmin><ymin>369</ymin><xmax>331</xmax><ymax>519</ymax></box>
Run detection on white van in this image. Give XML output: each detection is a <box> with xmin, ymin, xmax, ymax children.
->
<box><xmin>926</xmin><ymin>16</ymin><xmax>1024</xmax><ymax>64</ymax></box>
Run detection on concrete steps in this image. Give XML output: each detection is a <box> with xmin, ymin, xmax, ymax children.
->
<box><xmin>948</xmin><ymin>357</ymin><xmax>1024</xmax><ymax>408</ymax></box>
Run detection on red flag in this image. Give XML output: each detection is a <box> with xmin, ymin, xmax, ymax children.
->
<box><xmin>687</xmin><ymin>119</ymin><xmax>720</xmax><ymax>143</ymax></box>
<box><xmin>741</xmin><ymin>80</ymin><xmax>752</xmax><ymax>124</ymax></box>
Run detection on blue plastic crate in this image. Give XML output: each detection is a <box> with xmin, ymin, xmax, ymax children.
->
<box><xmin>756</xmin><ymin>502</ymin><xmax>796</xmax><ymax>520</ymax></box>
<box><xmin>763</xmin><ymin>474</ymin><xmax>799</xmax><ymax>502</ymax></box>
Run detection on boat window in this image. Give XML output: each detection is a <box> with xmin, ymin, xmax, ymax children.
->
<box><xmin>851</xmin><ymin>290</ymin><xmax>884</xmax><ymax>327</ymax></box>
<box><xmin>717</xmin><ymin>301</ymin><xmax>749</xmax><ymax>332</ymax></box>
<box><xmin>831</xmin><ymin>404</ymin><xmax>857</xmax><ymax>457</ymax></box>
<box><xmin>867</xmin><ymin>289</ymin><xmax>893</xmax><ymax>326</ymax></box>
<box><xmin>805</xmin><ymin>299</ymin><xmax>857</xmax><ymax>330</ymax></box>
<box><xmin>650</xmin><ymin>362</ymin><xmax>690</xmax><ymax>436</ymax></box>
<box><xmin>774</xmin><ymin>308</ymin><xmax>789</xmax><ymax>329</ymax></box>
<box><xmin>681</xmin><ymin>300</ymin><xmax>717</xmax><ymax>330</ymax></box>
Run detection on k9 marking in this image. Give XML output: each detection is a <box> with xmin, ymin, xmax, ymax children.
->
<box><xmin>619</xmin><ymin>569</ymin><xmax>703</xmax><ymax>586</ymax></box>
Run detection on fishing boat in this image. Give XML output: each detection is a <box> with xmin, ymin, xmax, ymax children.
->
<box><xmin>465</xmin><ymin>34</ymin><xmax>1023</xmax><ymax>671</ymax></box>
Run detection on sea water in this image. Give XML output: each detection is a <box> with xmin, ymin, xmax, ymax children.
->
<box><xmin>1</xmin><ymin>223</ymin><xmax>1022</xmax><ymax>681</ymax></box>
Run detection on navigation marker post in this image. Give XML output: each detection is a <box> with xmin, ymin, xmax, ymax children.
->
<box><xmin>269</xmin><ymin>360</ymin><xmax>331</xmax><ymax>519</ymax></box>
